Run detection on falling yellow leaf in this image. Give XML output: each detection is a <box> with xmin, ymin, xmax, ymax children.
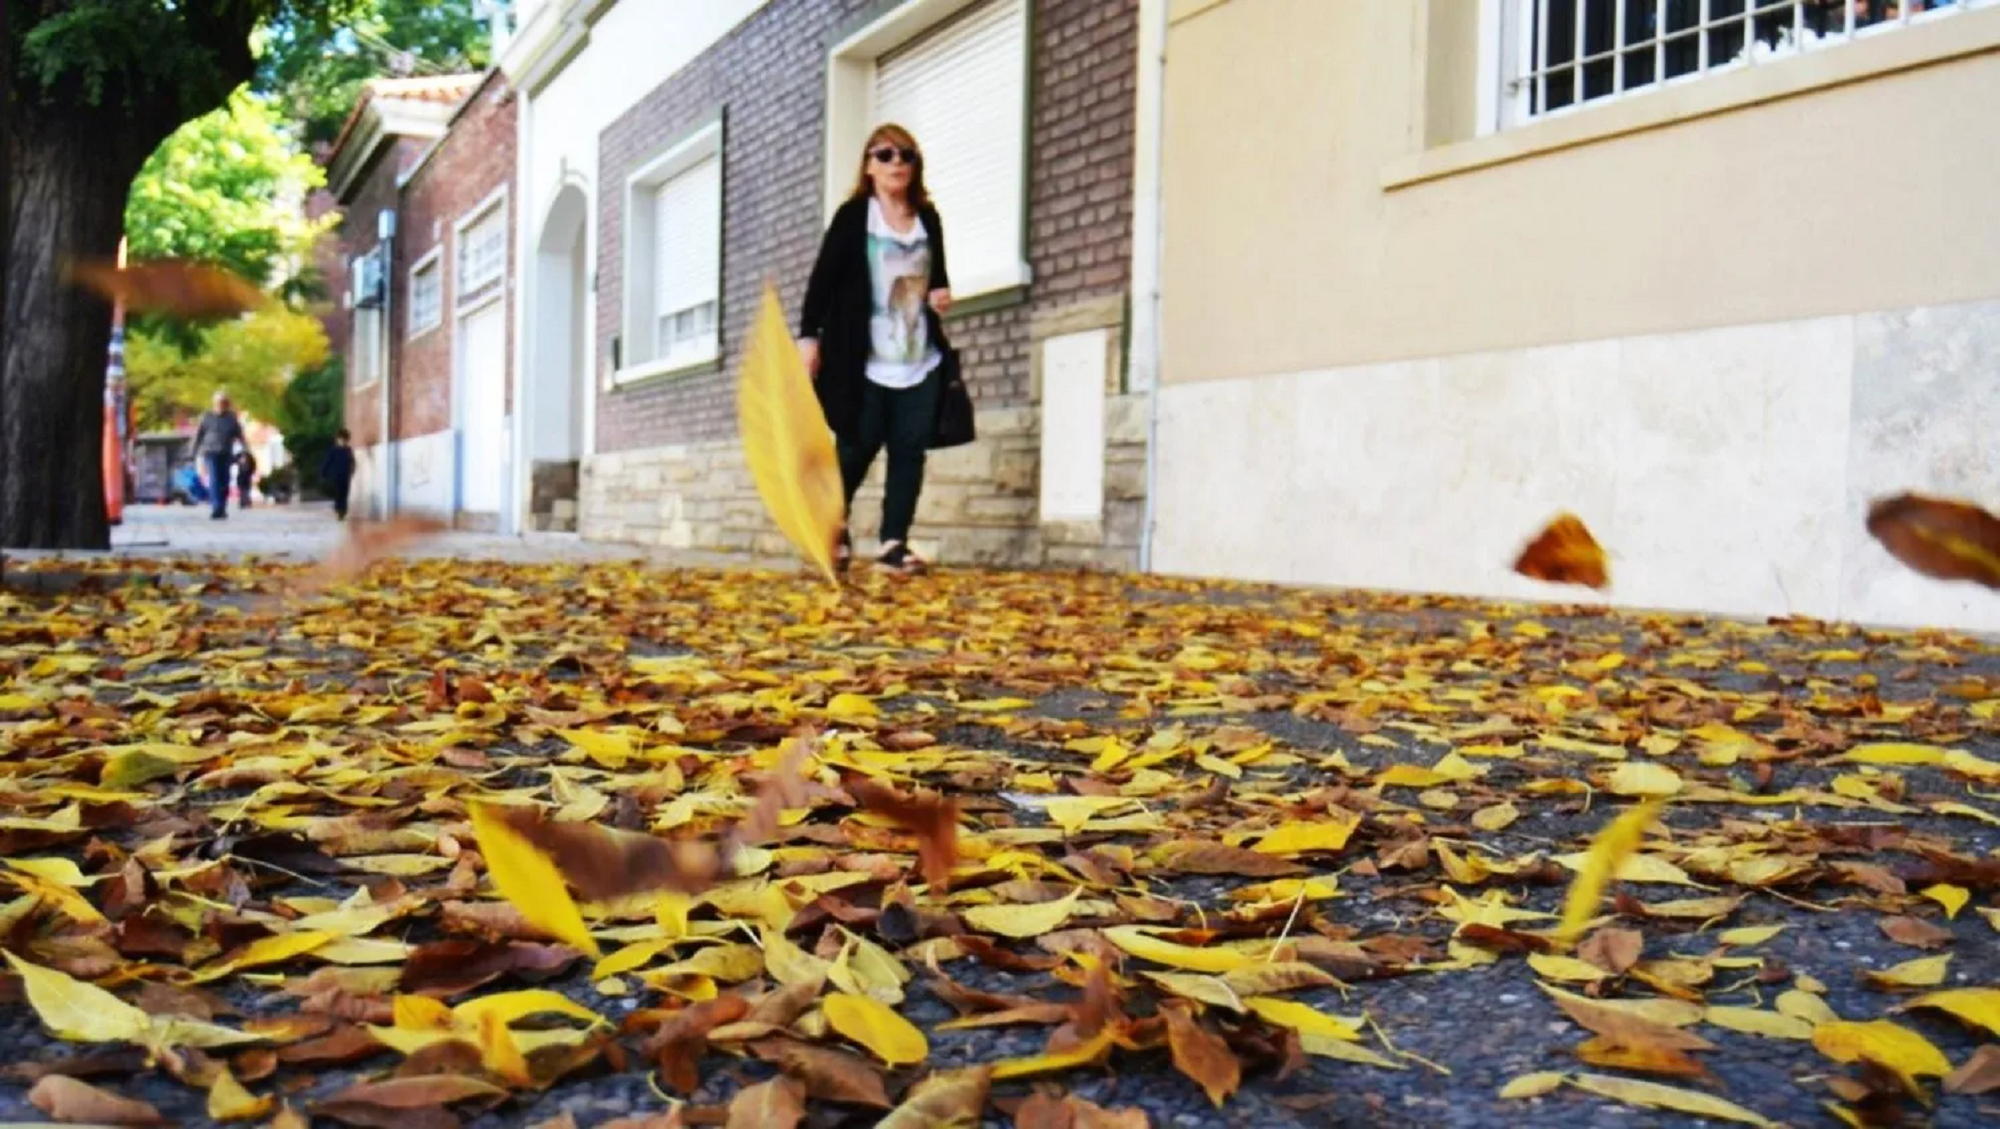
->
<box><xmin>1556</xmin><ymin>799</ymin><xmax>1665</xmax><ymax>946</ymax></box>
<box><xmin>822</xmin><ymin>992</ymin><xmax>927</xmax><ymax>1067</ymax></box>
<box><xmin>1812</xmin><ymin>1019</ymin><xmax>1953</xmax><ymax>1086</ymax></box>
<box><xmin>1243</xmin><ymin>997</ymin><xmax>1363</xmax><ymax>1041</ymax></box>
<box><xmin>3</xmin><ymin>952</ymin><xmax>152</xmax><ymax>1043</ymax></box>
<box><xmin>1143</xmin><ymin>972</ymin><xmax>1246</xmax><ymax>1013</ymax></box>
<box><xmin>738</xmin><ymin>281</ymin><xmax>844</xmax><ymax>584</ymax></box>
<box><xmin>1528</xmin><ymin>953</ymin><xmax>1613</xmax><ymax>984</ymax></box>
<box><xmin>1717</xmin><ymin>924</ymin><xmax>1786</xmax><ymax>947</ymax></box>
<box><xmin>989</xmin><ymin>1028</ymin><xmax>1117</xmax><ymax>1080</ymax></box>
<box><xmin>1776</xmin><ymin>990</ymin><xmax>1840</xmax><ymax>1026</ymax></box>
<box><xmin>1703</xmin><ymin>1006</ymin><xmax>1815</xmax><ymax>1040</ymax></box>
<box><xmin>1606</xmin><ymin>762</ymin><xmax>1683</xmax><ymax>798</ymax></box>
<box><xmin>453</xmin><ymin>989</ymin><xmax>604</xmax><ymax>1030</ymax></box>
<box><xmin>1102</xmin><ymin>926</ymin><xmax>1253</xmax><ymax>974</ymax></box>
<box><xmin>1570</xmin><ymin>1073</ymin><xmax>1776</xmax><ymax>1126</ymax></box>
<box><xmin>1921</xmin><ymin>883</ymin><xmax>1970</xmax><ymax>920</ymax></box>
<box><xmin>1499</xmin><ymin>1071</ymin><xmax>1567</xmax><ymax>1100</ymax></box>
<box><xmin>1251</xmin><ymin>817</ymin><xmax>1359</xmax><ymax>856</ymax></box>
<box><xmin>962</xmin><ymin>888</ymin><xmax>1083</xmax><ymax>939</ymax></box>
<box><xmin>1866</xmin><ymin>954</ymin><xmax>1952</xmax><ymax>990</ymax></box>
<box><xmin>1841</xmin><ymin>743</ymin><xmax>1952</xmax><ymax>767</ymax></box>
<box><xmin>191</xmin><ymin>930</ymin><xmax>337</xmax><ymax>983</ymax></box>
<box><xmin>206</xmin><ymin>1068</ymin><xmax>274</xmax><ymax>1122</ymax></box>
<box><xmin>467</xmin><ymin>801</ymin><xmax>600</xmax><ymax>957</ymax></box>
<box><xmin>1902</xmin><ymin>988</ymin><xmax>2000</xmax><ymax>1038</ymax></box>
<box><xmin>1471</xmin><ymin>802</ymin><xmax>1520</xmax><ymax>832</ymax></box>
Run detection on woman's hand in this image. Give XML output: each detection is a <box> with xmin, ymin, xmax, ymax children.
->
<box><xmin>798</xmin><ymin>337</ymin><xmax>820</xmax><ymax>380</ymax></box>
<box><xmin>928</xmin><ymin>289</ymin><xmax>952</xmax><ymax>316</ymax></box>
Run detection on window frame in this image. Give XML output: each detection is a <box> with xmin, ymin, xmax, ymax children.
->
<box><xmin>407</xmin><ymin>247</ymin><xmax>444</xmax><ymax>341</ymax></box>
<box><xmin>453</xmin><ymin>186</ymin><xmax>510</xmax><ymax>316</ymax></box>
<box><xmin>823</xmin><ymin>0</ymin><xmax>1035</xmax><ymax>305</ymax></box>
<box><xmin>617</xmin><ymin>116</ymin><xmax>725</xmax><ymax>386</ymax></box>
<box><xmin>1493</xmin><ymin>0</ymin><xmax>1992</xmax><ymax>131</ymax></box>
<box><xmin>348</xmin><ymin>249</ymin><xmax>384</xmax><ymax>391</ymax></box>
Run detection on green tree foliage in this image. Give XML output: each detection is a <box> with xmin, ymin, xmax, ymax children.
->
<box><xmin>126</xmin><ymin>307</ymin><xmax>331</xmax><ymax>432</ymax></box>
<box><xmin>277</xmin><ymin>357</ymin><xmax>347</xmax><ymax>495</ymax></box>
<box><xmin>125</xmin><ymin>87</ymin><xmax>334</xmax><ymax>292</ymax></box>
<box><xmin>258</xmin><ymin>0</ymin><xmax>491</xmax><ymax>148</ymax></box>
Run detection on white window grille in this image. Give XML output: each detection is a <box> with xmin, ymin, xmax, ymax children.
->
<box><xmin>408</xmin><ymin>253</ymin><xmax>442</xmax><ymax>338</ymax></box>
<box><xmin>1503</xmin><ymin>0</ymin><xmax>1985</xmax><ymax>126</ymax></box>
<box><xmin>456</xmin><ymin>201</ymin><xmax>507</xmax><ymax>309</ymax></box>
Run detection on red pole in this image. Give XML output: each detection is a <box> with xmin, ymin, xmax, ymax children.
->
<box><xmin>103</xmin><ymin>237</ymin><xmax>128</xmax><ymax>525</ymax></box>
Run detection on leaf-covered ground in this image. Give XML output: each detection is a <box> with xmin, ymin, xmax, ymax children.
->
<box><xmin>1</xmin><ymin>556</ymin><xmax>1997</xmax><ymax>1128</ymax></box>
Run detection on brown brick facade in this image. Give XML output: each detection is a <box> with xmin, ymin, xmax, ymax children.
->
<box><xmin>592</xmin><ymin>0</ymin><xmax>1138</xmax><ymax>455</ymax></box>
<box><xmin>393</xmin><ymin>72</ymin><xmax>519</xmax><ymax>440</ymax></box>
<box><xmin>331</xmin><ymin>140</ymin><xmax>421</xmax><ymax>451</ymax></box>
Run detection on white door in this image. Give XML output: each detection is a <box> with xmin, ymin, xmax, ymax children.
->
<box><xmin>457</xmin><ymin>302</ymin><xmax>507</xmax><ymax>514</ymax></box>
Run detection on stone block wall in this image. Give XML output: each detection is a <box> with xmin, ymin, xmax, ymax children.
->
<box><xmin>582</xmin><ymin>393</ymin><xmax>1147</xmax><ymax>569</ymax></box>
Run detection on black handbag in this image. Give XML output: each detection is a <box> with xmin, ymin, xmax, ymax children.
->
<box><xmin>930</xmin><ymin>344</ymin><xmax>975</xmax><ymax>450</ymax></box>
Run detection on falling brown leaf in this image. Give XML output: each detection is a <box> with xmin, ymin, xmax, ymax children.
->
<box><xmin>748</xmin><ymin>1038</ymin><xmax>892</xmax><ymax>1108</ymax></box>
<box><xmin>67</xmin><ymin>258</ymin><xmax>266</xmax><ymax>319</ymax></box>
<box><xmin>877</xmin><ymin>1066</ymin><xmax>992</xmax><ymax>1128</ymax></box>
<box><xmin>1512</xmin><ymin>512</ymin><xmax>1611</xmax><ymax>590</ymax></box>
<box><xmin>1944</xmin><ymin>1044</ymin><xmax>2000</xmax><ymax>1095</ymax></box>
<box><xmin>725</xmin><ymin>1075</ymin><xmax>806</xmax><ymax>1129</ymax></box>
<box><xmin>1578</xmin><ymin>926</ymin><xmax>1644</xmax><ymax>974</ymax></box>
<box><xmin>848</xmin><ymin>776</ymin><xmax>961</xmax><ymax>890</ymax></box>
<box><xmin>1866</xmin><ymin>492</ymin><xmax>2000</xmax><ymax>589</ymax></box>
<box><xmin>274</xmin><ymin>515</ymin><xmax>452</xmax><ymax>604</ymax></box>
<box><xmin>28</xmin><ymin>1075</ymin><xmax>166</xmax><ymax>1124</ymax></box>
<box><xmin>1878</xmin><ymin>916</ymin><xmax>1954</xmax><ymax>951</ymax></box>
<box><xmin>1163</xmin><ymin>1003</ymin><xmax>1241</xmax><ymax>1107</ymax></box>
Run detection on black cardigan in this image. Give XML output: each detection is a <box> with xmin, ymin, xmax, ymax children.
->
<box><xmin>798</xmin><ymin>195</ymin><xmax>952</xmax><ymax>439</ymax></box>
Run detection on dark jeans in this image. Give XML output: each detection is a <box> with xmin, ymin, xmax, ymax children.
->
<box><xmin>204</xmin><ymin>454</ymin><xmax>232</xmax><ymax>517</ymax></box>
<box><xmin>331</xmin><ymin>479</ymin><xmax>351</xmax><ymax>520</ymax></box>
<box><xmin>837</xmin><ymin>374</ymin><xmax>939</xmax><ymax>546</ymax></box>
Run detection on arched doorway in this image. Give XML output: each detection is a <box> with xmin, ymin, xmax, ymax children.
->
<box><xmin>527</xmin><ymin>183</ymin><xmax>589</xmax><ymax>531</ymax></box>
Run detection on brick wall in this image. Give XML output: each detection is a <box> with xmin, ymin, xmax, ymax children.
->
<box><xmin>592</xmin><ymin>0</ymin><xmax>1139</xmax><ymax>455</ymax></box>
<box><xmin>333</xmin><ymin>141</ymin><xmax>421</xmax><ymax>450</ymax></box>
<box><xmin>393</xmin><ymin>72</ymin><xmax>519</xmax><ymax>440</ymax></box>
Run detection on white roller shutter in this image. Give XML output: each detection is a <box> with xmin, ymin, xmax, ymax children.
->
<box><xmin>653</xmin><ymin>152</ymin><xmax>721</xmax><ymax>323</ymax></box>
<box><xmin>872</xmin><ymin>0</ymin><xmax>1026</xmax><ymax>294</ymax></box>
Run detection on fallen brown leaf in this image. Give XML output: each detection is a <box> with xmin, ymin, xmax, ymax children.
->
<box><xmin>29</xmin><ymin>1075</ymin><xmax>166</xmax><ymax>1124</ymax></box>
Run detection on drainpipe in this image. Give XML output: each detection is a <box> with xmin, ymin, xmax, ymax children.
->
<box><xmin>1133</xmin><ymin>0</ymin><xmax>1167</xmax><ymax>573</ymax></box>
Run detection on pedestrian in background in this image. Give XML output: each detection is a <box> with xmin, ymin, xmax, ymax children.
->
<box><xmin>191</xmin><ymin>391</ymin><xmax>245</xmax><ymax>521</ymax></box>
<box><xmin>235</xmin><ymin>451</ymin><xmax>257</xmax><ymax>510</ymax></box>
<box><xmin>797</xmin><ymin>123</ymin><xmax>955</xmax><ymax>576</ymax></box>
<box><xmin>321</xmin><ymin>429</ymin><xmax>357</xmax><ymax>521</ymax></box>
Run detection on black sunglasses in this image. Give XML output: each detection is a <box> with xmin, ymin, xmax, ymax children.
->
<box><xmin>869</xmin><ymin>146</ymin><xmax>919</xmax><ymax>166</ymax></box>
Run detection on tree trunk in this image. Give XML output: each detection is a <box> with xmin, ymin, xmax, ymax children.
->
<box><xmin>2</xmin><ymin>107</ymin><xmax>159</xmax><ymax>550</ymax></box>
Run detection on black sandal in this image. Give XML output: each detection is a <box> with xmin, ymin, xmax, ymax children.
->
<box><xmin>876</xmin><ymin>540</ymin><xmax>928</xmax><ymax>576</ymax></box>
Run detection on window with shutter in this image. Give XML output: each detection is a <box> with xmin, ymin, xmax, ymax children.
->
<box><xmin>869</xmin><ymin>0</ymin><xmax>1028</xmax><ymax>298</ymax></box>
<box><xmin>618</xmin><ymin>120</ymin><xmax>724</xmax><ymax>381</ymax></box>
<box><xmin>651</xmin><ymin>154</ymin><xmax>722</xmax><ymax>368</ymax></box>
<box><xmin>456</xmin><ymin>197</ymin><xmax>508</xmax><ymax>312</ymax></box>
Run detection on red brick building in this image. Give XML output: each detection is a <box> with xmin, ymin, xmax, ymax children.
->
<box><xmin>321</xmin><ymin>72</ymin><xmax>518</xmax><ymax>528</ymax></box>
<box><xmin>504</xmin><ymin>0</ymin><xmax>1147</xmax><ymax>566</ymax></box>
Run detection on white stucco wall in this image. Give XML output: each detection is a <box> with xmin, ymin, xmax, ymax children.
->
<box><xmin>1151</xmin><ymin>298</ymin><xmax>2000</xmax><ymax>634</ymax></box>
<box><xmin>506</xmin><ymin>0</ymin><xmax>771</xmax><ymax>535</ymax></box>
<box><xmin>393</xmin><ymin>430</ymin><xmax>458</xmax><ymax>517</ymax></box>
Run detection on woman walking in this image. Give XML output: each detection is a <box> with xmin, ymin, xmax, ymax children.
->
<box><xmin>798</xmin><ymin>123</ymin><xmax>953</xmax><ymax>576</ymax></box>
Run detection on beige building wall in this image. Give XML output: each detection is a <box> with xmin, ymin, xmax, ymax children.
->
<box><xmin>1154</xmin><ymin>0</ymin><xmax>2000</xmax><ymax>630</ymax></box>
